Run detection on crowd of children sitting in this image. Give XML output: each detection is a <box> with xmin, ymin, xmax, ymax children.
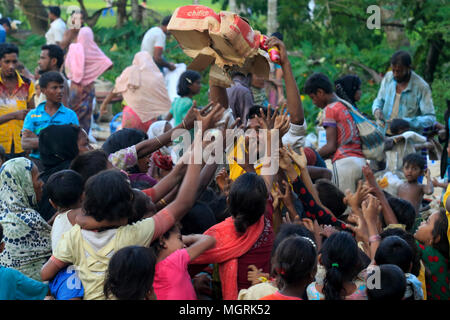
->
<box><xmin>0</xmin><ymin>34</ymin><xmax>448</xmax><ymax>302</ymax></box>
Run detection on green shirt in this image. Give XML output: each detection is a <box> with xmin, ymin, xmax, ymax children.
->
<box><xmin>170</xmin><ymin>96</ymin><xmax>193</xmax><ymax>126</ymax></box>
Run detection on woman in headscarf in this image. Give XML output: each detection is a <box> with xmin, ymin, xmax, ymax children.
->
<box><xmin>0</xmin><ymin>158</ymin><xmax>51</xmax><ymax>281</ymax></box>
<box><xmin>99</xmin><ymin>51</ymin><xmax>171</xmax><ymax>132</ymax></box>
<box><xmin>38</xmin><ymin>124</ymin><xmax>93</xmax><ymax>222</ymax></box>
<box><xmin>65</xmin><ymin>26</ymin><xmax>113</xmax><ymax>133</ymax></box>
<box><xmin>334</xmin><ymin>75</ymin><xmax>362</xmax><ymax>108</ymax></box>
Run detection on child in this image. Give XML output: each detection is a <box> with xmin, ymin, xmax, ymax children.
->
<box><xmin>21</xmin><ymin>71</ymin><xmax>79</xmax><ymax>166</ymax></box>
<box><xmin>366</xmin><ymin>264</ymin><xmax>406</xmax><ymax>300</ymax></box>
<box><xmin>104</xmin><ymin>246</ymin><xmax>157</xmax><ymax>300</ymax></box>
<box><xmin>307</xmin><ymin>231</ymin><xmax>368</xmax><ymax>300</ymax></box>
<box><xmin>0</xmin><ymin>223</ymin><xmax>49</xmax><ymax>300</ymax></box>
<box><xmin>260</xmin><ymin>235</ymin><xmax>317</xmax><ymax>300</ymax></box>
<box><xmin>239</xmin><ymin>223</ymin><xmax>316</xmax><ymax>300</ymax></box>
<box><xmin>397</xmin><ymin>153</ymin><xmax>433</xmax><ymax>215</ymax></box>
<box><xmin>374</xmin><ymin>235</ymin><xmax>424</xmax><ymax>300</ymax></box>
<box><xmin>166</xmin><ymin>70</ymin><xmax>202</xmax><ymax>126</ymax></box>
<box><xmin>45</xmin><ymin>169</ymin><xmax>85</xmax><ymax>300</ymax></box>
<box><xmin>151</xmin><ymin>223</ymin><xmax>216</xmax><ymax>300</ymax></box>
<box><xmin>40</xmin><ymin>128</ymin><xmax>206</xmax><ymax>300</ymax></box>
<box><xmin>414</xmin><ymin>209</ymin><xmax>450</xmax><ymax>300</ymax></box>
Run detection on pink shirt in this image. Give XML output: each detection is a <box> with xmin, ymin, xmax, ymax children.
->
<box><xmin>153</xmin><ymin>249</ymin><xmax>197</xmax><ymax>300</ymax></box>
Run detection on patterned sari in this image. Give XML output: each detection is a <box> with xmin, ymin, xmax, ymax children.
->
<box><xmin>0</xmin><ymin>158</ymin><xmax>51</xmax><ymax>281</ymax></box>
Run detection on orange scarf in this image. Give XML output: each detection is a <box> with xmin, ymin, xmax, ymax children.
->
<box><xmin>192</xmin><ymin>215</ymin><xmax>265</xmax><ymax>300</ymax></box>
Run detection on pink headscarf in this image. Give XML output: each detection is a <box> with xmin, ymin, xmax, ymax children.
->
<box><xmin>113</xmin><ymin>51</ymin><xmax>171</xmax><ymax>123</ymax></box>
<box><xmin>65</xmin><ymin>27</ymin><xmax>113</xmax><ymax>86</ymax></box>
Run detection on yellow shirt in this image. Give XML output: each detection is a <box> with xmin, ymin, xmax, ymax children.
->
<box><xmin>53</xmin><ymin>218</ymin><xmax>155</xmax><ymax>300</ymax></box>
<box><xmin>0</xmin><ymin>70</ymin><xmax>35</xmax><ymax>154</ymax></box>
<box><xmin>442</xmin><ymin>184</ymin><xmax>450</xmax><ymax>249</ymax></box>
<box><xmin>418</xmin><ymin>261</ymin><xmax>427</xmax><ymax>300</ymax></box>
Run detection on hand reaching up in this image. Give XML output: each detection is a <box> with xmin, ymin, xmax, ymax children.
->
<box><xmin>216</xmin><ymin>168</ymin><xmax>232</xmax><ymax>196</ymax></box>
<box><xmin>286</xmin><ymin>145</ymin><xmax>308</xmax><ymax>170</ymax></box>
<box><xmin>193</xmin><ymin>102</ymin><xmax>225</xmax><ymax>133</ymax></box>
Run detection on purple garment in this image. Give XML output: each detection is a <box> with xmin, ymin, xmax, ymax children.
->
<box><xmin>129</xmin><ymin>173</ymin><xmax>158</xmax><ymax>187</ymax></box>
<box><xmin>226</xmin><ymin>75</ymin><xmax>254</xmax><ymax>127</ymax></box>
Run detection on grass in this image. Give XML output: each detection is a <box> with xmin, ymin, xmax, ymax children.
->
<box><xmin>43</xmin><ymin>0</ymin><xmax>223</xmax><ymax>27</ymax></box>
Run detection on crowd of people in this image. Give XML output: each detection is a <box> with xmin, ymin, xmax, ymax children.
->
<box><xmin>0</xmin><ymin>6</ymin><xmax>448</xmax><ymax>301</ymax></box>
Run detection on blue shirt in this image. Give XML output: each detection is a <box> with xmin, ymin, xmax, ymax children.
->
<box><xmin>22</xmin><ymin>101</ymin><xmax>79</xmax><ymax>159</ymax></box>
<box><xmin>0</xmin><ymin>25</ymin><xmax>6</xmax><ymax>44</ymax></box>
<box><xmin>372</xmin><ymin>71</ymin><xmax>436</xmax><ymax>133</ymax></box>
<box><xmin>0</xmin><ymin>266</ymin><xmax>49</xmax><ymax>300</ymax></box>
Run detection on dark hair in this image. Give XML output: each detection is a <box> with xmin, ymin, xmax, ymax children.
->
<box><xmin>271</xmin><ymin>32</ymin><xmax>283</xmax><ymax>41</ymax></box>
<box><xmin>432</xmin><ymin>209</ymin><xmax>449</xmax><ymax>258</ymax></box>
<box><xmin>247</xmin><ymin>105</ymin><xmax>267</xmax><ymax>120</ymax></box>
<box><xmin>104</xmin><ymin>246</ymin><xmax>156</xmax><ymax>300</ymax></box>
<box><xmin>70</xmin><ymin>150</ymin><xmax>110</xmax><ymax>185</ymax></box>
<box><xmin>272</xmin><ymin>223</ymin><xmax>315</xmax><ymax>258</ymax></box>
<box><xmin>48</xmin><ymin>6</ymin><xmax>61</xmax><ymax>17</ymax></box>
<box><xmin>403</xmin><ymin>153</ymin><xmax>426</xmax><ymax>171</ymax></box>
<box><xmin>83</xmin><ymin>169</ymin><xmax>133</xmax><ymax>222</ymax></box>
<box><xmin>177</xmin><ymin>70</ymin><xmax>201</xmax><ymax>97</ymax></box>
<box><xmin>367</xmin><ymin>264</ymin><xmax>406</xmax><ymax>300</ymax></box>
<box><xmin>391</xmin><ymin>50</ymin><xmax>412</xmax><ymax>68</ymax></box>
<box><xmin>228</xmin><ymin>172</ymin><xmax>268</xmax><ymax>233</ymax></box>
<box><xmin>41</xmin><ymin>44</ymin><xmax>64</xmax><ymax>69</ymax></box>
<box><xmin>0</xmin><ymin>145</ymin><xmax>5</xmax><ymax>162</ymax></box>
<box><xmin>334</xmin><ymin>75</ymin><xmax>361</xmax><ymax>106</ymax></box>
<box><xmin>315</xmin><ymin>179</ymin><xmax>347</xmax><ymax>218</ymax></box>
<box><xmin>102</xmin><ymin>128</ymin><xmax>148</xmax><ymax>174</ymax></box>
<box><xmin>321</xmin><ymin>231</ymin><xmax>359</xmax><ymax>300</ymax></box>
<box><xmin>386</xmin><ymin>197</ymin><xmax>416</xmax><ymax>232</ymax></box>
<box><xmin>0</xmin><ymin>18</ymin><xmax>11</xmax><ymax>29</ymax></box>
<box><xmin>303</xmin><ymin>73</ymin><xmax>334</xmax><ymax>95</ymax></box>
<box><xmin>161</xmin><ymin>15</ymin><xmax>172</xmax><ymax>26</ymax></box>
<box><xmin>150</xmin><ymin>223</ymin><xmax>181</xmax><ymax>257</ymax></box>
<box><xmin>390</xmin><ymin>119</ymin><xmax>410</xmax><ymax>135</ymax></box>
<box><xmin>102</xmin><ymin>128</ymin><xmax>148</xmax><ymax>155</ymax></box>
<box><xmin>0</xmin><ymin>222</ymin><xmax>3</xmax><ymax>241</ymax></box>
<box><xmin>0</xmin><ymin>43</ymin><xmax>18</xmax><ymax>59</ymax></box>
<box><xmin>180</xmin><ymin>201</ymin><xmax>217</xmax><ymax>235</ymax></box>
<box><xmin>128</xmin><ymin>189</ymin><xmax>154</xmax><ymax>224</ymax></box>
<box><xmin>273</xmin><ymin>235</ymin><xmax>317</xmax><ymax>286</ymax></box>
<box><xmin>39</xmin><ymin>71</ymin><xmax>64</xmax><ymax>89</ymax></box>
<box><xmin>375</xmin><ymin>235</ymin><xmax>413</xmax><ymax>273</ymax></box>
<box><xmin>45</xmin><ymin>170</ymin><xmax>83</xmax><ymax>209</ymax></box>
<box><xmin>380</xmin><ymin>228</ymin><xmax>421</xmax><ymax>276</ymax></box>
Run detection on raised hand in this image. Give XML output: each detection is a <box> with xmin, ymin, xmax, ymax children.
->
<box><xmin>216</xmin><ymin>167</ymin><xmax>232</xmax><ymax>196</ymax></box>
<box><xmin>286</xmin><ymin>145</ymin><xmax>308</xmax><ymax>170</ymax></box>
<box><xmin>193</xmin><ymin>102</ymin><xmax>225</xmax><ymax>132</ymax></box>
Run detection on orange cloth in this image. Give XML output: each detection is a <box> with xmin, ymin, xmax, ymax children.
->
<box><xmin>192</xmin><ymin>215</ymin><xmax>264</xmax><ymax>300</ymax></box>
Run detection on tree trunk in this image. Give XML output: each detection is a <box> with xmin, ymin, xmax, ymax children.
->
<box><xmin>423</xmin><ymin>35</ymin><xmax>444</xmax><ymax>84</ymax></box>
<box><xmin>380</xmin><ymin>4</ymin><xmax>410</xmax><ymax>49</ymax></box>
<box><xmin>267</xmin><ymin>0</ymin><xmax>278</xmax><ymax>36</ymax></box>
<box><xmin>228</xmin><ymin>0</ymin><xmax>237</xmax><ymax>13</ymax></box>
<box><xmin>116</xmin><ymin>0</ymin><xmax>128</xmax><ymax>28</ymax></box>
<box><xmin>4</xmin><ymin>0</ymin><xmax>15</xmax><ymax>14</ymax></box>
<box><xmin>18</xmin><ymin>0</ymin><xmax>48</xmax><ymax>35</ymax></box>
<box><xmin>131</xmin><ymin>0</ymin><xmax>140</xmax><ymax>22</ymax></box>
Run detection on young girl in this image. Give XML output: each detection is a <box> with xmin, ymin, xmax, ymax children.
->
<box><xmin>151</xmin><ymin>223</ymin><xmax>215</xmax><ymax>300</ymax></box>
<box><xmin>307</xmin><ymin>231</ymin><xmax>368</xmax><ymax>300</ymax></box>
<box><xmin>166</xmin><ymin>70</ymin><xmax>202</xmax><ymax>126</ymax></box>
<box><xmin>260</xmin><ymin>235</ymin><xmax>317</xmax><ymax>300</ymax></box>
<box><xmin>104</xmin><ymin>246</ymin><xmax>157</xmax><ymax>300</ymax></box>
<box><xmin>414</xmin><ymin>209</ymin><xmax>450</xmax><ymax>300</ymax></box>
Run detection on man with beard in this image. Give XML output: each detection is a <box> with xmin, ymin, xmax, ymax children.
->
<box><xmin>35</xmin><ymin>44</ymin><xmax>69</xmax><ymax>107</ymax></box>
<box><xmin>372</xmin><ymin>51</ymin><xmax>436</xmax><ymax>135</ymax></box>
<box><xmin>0</xmin><ymin>43</ymin><xmax>35</xmax><ymax>160</ymax></box>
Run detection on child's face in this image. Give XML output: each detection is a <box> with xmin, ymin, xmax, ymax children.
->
<box><xmin>402</xmin><ymin>163</ymin><xmax>422</xmax><ymax>182</ymax></box>
<box><xmin>414</xmin><ymin>211</ymin><xmax>439</xmax><ymax>245</ymax></box>
<box><xmin>163</xmin><ymin>229</ymin><xmax>185</xmax><ymax>253</ymax></box>
<box><xmin>41</xmin><ymin>81</ymin><xmax>64</xmax><ymax>104</ymax></box>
